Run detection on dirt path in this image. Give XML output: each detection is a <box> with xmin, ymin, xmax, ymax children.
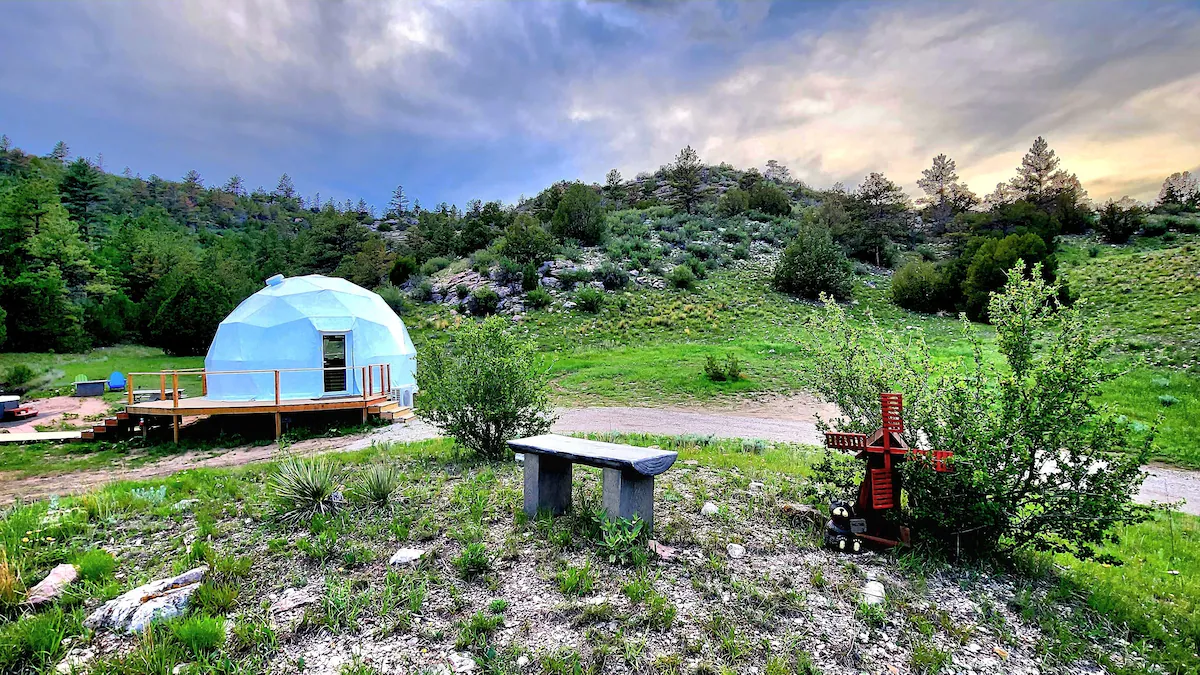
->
<box><xmin>2</xmin><ymin>396</ymin><xmax>1197</xmax><ymax>515</ymax></box>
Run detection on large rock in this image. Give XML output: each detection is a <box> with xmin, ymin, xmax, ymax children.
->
<box><xmin>271</xmin><ymin>586</ymin><xmax>319</xmax><ymax>614</ymax></box>
<box><xmin>84</xmin><ymin>566</ymin><xmax>208</xmax><ymax>633</ymax></box>
<box><xmin>25</xmin><ymin>563</ymin><xmax>77</xmax><ymax>607</ymax></box>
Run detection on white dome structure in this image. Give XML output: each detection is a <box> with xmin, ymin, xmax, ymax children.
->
<box><xmin>204</xmin><ymin>274</ymin><xmax>416</xmax><ymax>402</ymax></box>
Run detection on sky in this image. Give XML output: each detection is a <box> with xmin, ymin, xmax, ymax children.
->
<box><xmin>2</xmin><ymin>0</ymin><xmax>1198</xmax><ymax>209</ymax></box>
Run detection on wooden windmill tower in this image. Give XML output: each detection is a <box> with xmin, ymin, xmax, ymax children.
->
<box><xmin>824</xmin><ymin>393</ymin><xmax>953</xmax><ymax>549</ymax></box>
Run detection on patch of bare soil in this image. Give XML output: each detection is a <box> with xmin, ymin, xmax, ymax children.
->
<box><xmin>0</xmin><ymin>395</ymin><xmax>110</xmax><ymax>434</ymax></box>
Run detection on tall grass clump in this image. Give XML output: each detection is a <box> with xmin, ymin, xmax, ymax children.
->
<box><xmin>353</xmin><ymin>464</ymin><xmax>400</xmax><ymax>509</ymax></box>
<box><xmin>170</xmin><ymin>615</ymin><xmax>226</xmax><ymax>657</ymax></box>
<box><xmin>269</xmin><ymin>458</ymin><xmax>341</xmax><ymax>525</ymax></box>
<box><xmin>74</xmin><ymin>549</ymin><xmax>116</xmax><ymax>581</ymax></box>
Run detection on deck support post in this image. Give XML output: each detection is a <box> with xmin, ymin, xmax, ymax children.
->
<box><xmin>201</xmin><ymin>372</ymin><xmax>207</xmax><ymax>397</ymax></box>
<box><xmin>127</xmin><ymin>374</ymin><xmax>133</xmax><ymax>406</ymax></box>
<box><xmin>172</xmin><ymin>372</ymin><xmax>179</xmax><ymax>409</ymax></box>
<box><xmin>159</xmin><ymin>374</ymin><xmax>166</xmax><ymax>401</ymax></box>
<box><xmin>602</xmin><ymin>468</ymin><xmax>657</xmax><ymax>533</ymax></box>
<box><xmin>274</xmin><ymin>412</ymin><xmax>281</xmax><ymax>440</ymax></box>
<box><xmin>523</xmin><ymin>454</ymin><xmax>572</xmax><ymax>518</ymax></box>
<box><xmin>274</xmin><ymin>370</ymin><xmax>280</xmax><ymax>406</ymax></box>
<box><xmin>172</xmin><ymin>415</ymin><xmax>179</xmax><ymax>444</ymax></box>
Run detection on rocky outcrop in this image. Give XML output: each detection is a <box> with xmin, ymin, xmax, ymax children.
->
<box><xmin>25</xmin><ymin>563</ymin><xmax>77</xmax><ymax>606</ymax></box>
<box><xmin>84</xmin><ymin>566</ymin><xmax>207</xmax><ymax>633</ymax></box>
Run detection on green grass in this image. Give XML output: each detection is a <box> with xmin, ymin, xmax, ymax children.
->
<box><xmin>0</xmin><ymin>345</ymin><xmax>203</xmax><ymax>396</ymax></box>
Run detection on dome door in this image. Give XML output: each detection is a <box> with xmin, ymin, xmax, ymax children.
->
<box><xmin>322</xmin><ymin>333</ymin><xmax>349</xmax><ymax>394</ymax></box>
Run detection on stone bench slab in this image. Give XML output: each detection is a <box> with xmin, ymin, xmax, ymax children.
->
<box><xmin>508</xmin><ymin>434</ymin><xmax>677</xmax><ymax>476</ymax></box>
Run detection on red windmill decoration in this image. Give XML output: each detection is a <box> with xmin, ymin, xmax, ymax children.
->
<box><xmin>823</xmin><ymin>393</ymin><xmax>953</xmax><ymax>550</ymax></box>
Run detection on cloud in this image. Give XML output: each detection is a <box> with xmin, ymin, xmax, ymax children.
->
<box><xmin>0</xmin><ymin>0</ymin><xmax>1196</xmax><ymax>204</ymax></box>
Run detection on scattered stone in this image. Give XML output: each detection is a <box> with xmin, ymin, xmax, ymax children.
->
<box><xmin>994</xmin><ymin>646</ymin><xmax>1010</xmax><ymax>660</ymax></box>
<box><xmin>55</xmin><ymin>648</ymin><xmax>94</xmax><ymax>674</ymax></box>
<box><xmin>171</xmin><ymin>499</ymin><xmax>200</xmax><ymax>512</ymax></box>
<box><xmin>25</xmin><ymin>563</ymin><xmax>77</xmax><ymax>606</ymax></box>
<box><xmin>748</xmin><ymin>481</ymin><xmax>764</xmax><ymax>492</ymax></box>
<box><xmin>563</xmin><ymin>301</ymin><xmax>577</xmax><ymax>309</ymax></box>
<box><xmin>726</xmin><ymin>543</ymin><xmax>746</xmax><ymax>559</ymax></box>
<box><xmin>388</xmin><ymin>548</ymin><xmax>426</xmax><ymax>566</ymax></box>
<box><xmin>648</xmin><ymin>540</ymin><xmax>676</xmax><ymax>561</ymax></box>
<box><xmin>780</xmin><ymin>503</ymin><xmax>825</xmax><ymax>527</ymax></box>
<box><xmin>700</xmin><ymin>502</ymin><xmax>719</xmax><ymax>516</ymax></box>
<box><xmin>861</xmin><ymin>580</ymin><xmax>886</xmax><ymax>606</ymax></box>
<box><xmin>448</xmin><ymin>652</ymin><xmax>477</xmax><ymax>673</ymax></box>
<box><xmin>271</xmin><ymin>586</ymin><xmax>319</xmax><ymax>614</ymax></box>
<box><xmin>172</xmin><ymin>664</ymin><xmax>191</xmax><ymax>675</ymax></box>
<box><xmin>84</xmin><ymin>566</ymin><xmax>207</xmax><ymax>633</ymax></box>
<box><xmin>683</xmin><ymin>459</ymin><xmax>699</xmax><ymax>466</ymax></box>
<box><xmin>517</xmin><ymin>655</ymin><xmax>530</xmax><ymax>668</ymax></box>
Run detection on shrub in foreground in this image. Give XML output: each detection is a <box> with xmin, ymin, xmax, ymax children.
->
<box><xmin>667</xmin><ymin>265</ymin><xmax>696</xmax><ymax>290</ymax></box>
<box><xmin>576</xmin><ymin>287</ymin><xmax>604</xmax><ymax>313</ymax></box>
<box><xmin>417</xmin><ymin>316</ymin><xmax>556</xmax><ymax>459</ymax></box>
<box><xmin>800</xmin><ymin>264</ymin><xmax>1149</xmax><ymax>558</ymax></box>
<box><xmin>525</xmin><ymin>287</ymin><xmax>552</xmax><ymax>309</ymax></box>
<box><xmin>889</xmin><ymin>260</ymin><xmax>946</xmax><ymax>314</ymax></box>
<box><xmin>773</xmin><ymin>223</ymin><xmax>853</xmax><ymax>300</ymax></box>
<box><xmin>269</xmin><ymin>458</ymin><xmax>341</xmax><ymax>525</ymax></box>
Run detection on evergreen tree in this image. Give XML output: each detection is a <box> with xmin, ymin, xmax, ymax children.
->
<box><xmin>916</xmin><ymin>154</ymin><xmax>977</xmax><ymax>232</ymax></box>
<box><xmin>49</xmin><ymin>141</ymin><xmax>70</xmax><ymax>163</ymax></box>
<box><xmin>389</xmin><ymin>184</ymin><xmax>409</xmax><ymax>216</ymax></box>
<box><xmin>275</xmin><ymin>173</ymin><xmax>296</xmax><ymax>200</ymax></box>
<box><xmin>59</xmin><ymin>158</ymin><xmax>106</xmax><ymax>238</ymax></box>
<box><xmin>764</xmin><ymin>159</ymin><xmax>791</xmax><ymax>184</ymax></box>
<box><xmin>550</xmin><ymin>183</ymin><xmax>605</xmax><ymax>245</ymax></box>
<box><xmin>1158</xmin><ymin>171</ymin><xmax>1198</xmax><ymax>209</ymax></box>
<box><xmin>667</xmin><ymin>145</ymin><xmax>704</xmax><ymax>214</ymax></box>
<box><xmin>603</xmin><ymin>169</ymin><xmax>625</xmax><ymax>204</ymax></box>
<box><xmin>845</xmin><ymin>172</ymin><xmax>911</xmax><ymax>267</ymax></box>
<box><xmin>223</xmin><ymin>175</ymin><xmax>245</xmax><ymax>196</ymax></box>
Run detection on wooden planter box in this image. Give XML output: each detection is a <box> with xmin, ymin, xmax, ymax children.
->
<box><xmin>74</xmin><ymin>380</ymin><xmax>106</xmax><ymax>397</ymax></box>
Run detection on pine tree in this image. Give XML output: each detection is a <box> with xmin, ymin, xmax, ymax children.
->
<box><xmin>764</xmin><ymin>159</ymin><xmax>791</xmax><ymax>184</ymax></box>
<box><xmin>916</xmin><ymin>154</ymin><xmax>977</xmax><ymax>230</ymax></box>
<box><xmin>389</xmin><ymin>184</ymin><xmax>409</xmax><ymax>216</ymax></box>
<box><xmin>223</xmin><ymin>175</ymin><xmax>245</xmax><ymax>196</ymax></box>
<box><xmin>183</xmin><ymin>169</ymin><xmax>204</xmax><ymax>188</ymax></box>
<box><xmin>49</xmin><ymin>141</ymin><xmax>69</xmax><ymax>162</ymax></box>
<box><xmin>1158</xmin><ymin>171</ymin><xmax>1198</xmax><ymax>208</ymax></box>
<box><xmin>603</xmin><ymin>169</ymin><xmax>625</xmax><ymax>204</ymax></box>
<box><xmin>275</xmin><ymin>173</ymin><xmax>296</xmax><ymax>200</ymax></box>
<box><xmin>667</xmin><ymin>145</ymin><xmax>703</xmax><ymax>214</ymax></box>
<box><xmin>59</xmin><ymin>158</ymin><xmax>106</xmax><ymax>238</ymax></box>
<box><xmin>1008</xmin><ymin>137</ymin><xmax>1085</xmax><ymax>208</ymax></box>
<box><xmin>847</xmin><ymin>172</ymin><xmax>911</xmax><ymax>267</ymax></box>
<box><xmin>0</xmin><ymin>135</ymin><xmax>10</xmax><ymax>153</ymax></box>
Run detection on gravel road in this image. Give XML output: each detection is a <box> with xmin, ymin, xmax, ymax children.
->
<box><xmin>2</xmin><ymin>400</ymin><xmax>1196</xmax><ymax>515</ymax></box>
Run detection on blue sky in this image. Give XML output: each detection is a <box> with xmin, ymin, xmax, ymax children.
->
<box><xmin>2</xmin><ymin>0</ymin><xmax>1198</xmax><ymax>209</ymax></box>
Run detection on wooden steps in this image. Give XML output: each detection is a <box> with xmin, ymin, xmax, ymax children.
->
<box><xmin>367</xmin><ymin>400</ymin><xmax>414</xmax><ymax>422</ymax></box>
<box><xmin>80</xmin><ymin>412</ymin><xmax>141</xmax><ymax>442</ymax></box>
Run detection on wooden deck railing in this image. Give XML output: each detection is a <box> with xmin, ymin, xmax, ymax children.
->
<box><xmin>127</xmin><ymin>364</ymin><xmax>393</xmax><ymax>409</ymax></box>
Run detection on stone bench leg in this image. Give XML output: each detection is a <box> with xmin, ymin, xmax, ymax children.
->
<box><xmin>602</xmin><ymin>468</ymin><xmax>655</xmax><ymax>533</ymax></box>
<box><xmin>524</xmin><ymin>454</ymin><xmax>572</xmax><ymax>518</ymax></box>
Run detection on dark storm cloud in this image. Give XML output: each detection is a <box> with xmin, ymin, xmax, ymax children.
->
<box><xmin>0</xmin><ymin>0</ymin><xmax>1196</xmax><ymax>205</ymax></box>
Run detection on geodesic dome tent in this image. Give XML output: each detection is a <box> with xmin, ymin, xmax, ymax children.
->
<box><xmin>204</xmin><ymin>274</ymin><xmax>416</xmax><ymax>402</ymax></box>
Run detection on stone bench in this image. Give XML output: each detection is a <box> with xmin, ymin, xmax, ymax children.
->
<box><xmin>508</xmin><ymin>434</ymin><xmax>678</xmax><ymax>532</ymax></box>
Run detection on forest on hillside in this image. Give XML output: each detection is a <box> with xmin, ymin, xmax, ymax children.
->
<box><xmin>1</xmin><ymin>133</ymin><xmax>1197</xmax><ymax>359</ymax></box>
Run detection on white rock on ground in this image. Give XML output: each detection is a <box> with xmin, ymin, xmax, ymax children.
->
<box><xmin>448</xmin><ymin>652</ymin><xmax>476</xmax><ymax>673</ymax></box>
<box><xmin>271</xmin><ymin>586</ymin><xmax>319</xmax><ymax>614</ymax></box>
<box><xmin>54</xmin><ymin>648</ymin><xmax>94</xmax><ymax>674</ymax></box>
<box><xmin>726</xmin><ymin>543</ymin><xmax>746</xmax><ymax>559</ymax></box>
<box><xmin>700</xmin><ymin>502</ymin><xmax>719</xmax><ymax>516</ymax></box>
<box><xmin>25</xmin><ymin>563</ymin><xmax>77</xmax><ymax>606</ymax></box>
<box><xmin>861</xmin><ymin>579</ymin><xmax>886</xmax><ymax>606</ymax></box>
<box><xmin>388</xmin><ymin>548</ymin><xmax>426</xmax><ymax>566</ymax></box>
<box><xmin>84</xmin><ymin>566</ymin><xmax>208</xmax><ymax>633</ymax></box>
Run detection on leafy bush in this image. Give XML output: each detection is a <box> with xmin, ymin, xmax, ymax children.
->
<box><xmin>1096</xmin><ymin>200</ymin><xmax>1144</xmax><ymax>244</ymax></box>
<box><xmin>556</xmin><ymin>268</ymin><xmax>591</xmax><ymax>291</ymax></box>
<box><xmin>470</xmin><ymin>287</ymin><xmax>500</xmax><ymax>316</ymax></box>
<box><xmin>890</xmin><ymin>260</ymin><xmax>947</xmax><ymax>314</ymax></box>
<box><xmin>74</xmin><ymin>549</ymin><xmax>116</xmax><ymax>581</ymax></box>
<box><xmin>410</xmin><ymin>278</ymin><xmax>434</xmax><ymax>303</ymax></box>
<box><xmin>2</xmin><ymin>364</ymin><xmax>35</xmax><ymax>388</ymax></box>
<box><xmin>1142</xmin><ymin>219</ymin><xmax>1169</xmax><ymax>237</ymax></box>
<box><xmin>1159</xmin><ymin>395</ymin><xmax>1179</xmax><ymax>407</ymax></box>
<box><xmin>717</xmin><ymin>188</ymin><xmax>750</xmax><ymax>217</ymax></box>
<box><xmin>390</xmin><ymin>255</ymin><xmax>418</xmax><ymax>285</ymax></box>
<box><xmin>551</xmin><ymin>183</ymin><xmax>606</xmax><ymax>245</ymax></box>
<box><xmin>595</xmin><ymin>262</ymin><xmax>629</xmax><ymax>290</ymax></box>
<box><xmin>800</xmin><ymin>265</ymin><xmax>1150</xmax><ymax>559</ymax></box>
<box><xmin>417</xmin><ymin>316</ymin><xmax>556</xmax><ymax>459</ymax></box>
<box><xmin>521</xmin><ymin>263</ymin><xmax>539</xmax><ymax>292</ymax></box>
<box><xmin>747</xmin><ymin>181</ymin><xmax>792</xmax><ymax>216</ymax></box>
<box><xmin>419</xmin><ymin>257</ymin><xmax>452</xmax><ymax>276</ymax></box>
<box><xmin>456</xmin><ymin>283</ymin><xmax>470</xmax><ymax>300</ymax></box>
<box><xmin>597</xmin><ymin>517</ymin><xmax>648</xmax><ymax>566</ymax></box>
<box><xmin>170</xmin><ymin>615</ymin><xmax>226</xmax><ymax>657</ymax></box>
<box><xmin>667</xmin><ymin>265</ymin><xmax>696</xmax><ymax>289</ymax></box>
<box><xmin>499</xmin><ymin>214</ymin><xmax>556</xmax><ymax>264</ymax></box>
<box><xmin>703</xmin><ymin>354</ymin><xmax>742</xmax><ymax>382</ymax></box>
<box><xmin>375</xmin><ymin>283</ymin><xmax>409</xmax><ymax>314</ymax></box>
<box><xmin>961</xmin><ymin>232</ymin><xmax>1054</xmax><ymax>321</ymax></box>
<box><xmin>576</xmin><ymin>287</ymin><xmax>604</xmax><ymax>313</ymax></box>
<box><xmin>471</xmin><ymin>250</ymin><xmax>497</xmax><ymax>273</ymax></box>
<box><xmin>772</xmin><ymin>223</ymin><xmax>853</xmax><ymax>300</ymax></box>
<box><xmin>269</xmin><ymin>458</ymin><xmax>341</xmax><ymax>525</ymax></box>
<box><xmin>525</xmin><ymin>287</ymin><xmax>552</xmax><ymax>309</ymax></box>
<box><xmin>354</xmin><ymin>464</ymin><xmax>399</xmax><ymax>508</ymax></box>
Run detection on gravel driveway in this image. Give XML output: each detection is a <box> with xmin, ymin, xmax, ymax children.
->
<box><xmin>2</xmin><ymin>400</ymin><xmax>1196</xmax><ymax>515</ymax></box>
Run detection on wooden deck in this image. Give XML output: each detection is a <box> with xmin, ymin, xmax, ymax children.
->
<box><xmin>125</xmin><ymin>394</ymin><xmax>389</xmax><ymax>417</ymax></box>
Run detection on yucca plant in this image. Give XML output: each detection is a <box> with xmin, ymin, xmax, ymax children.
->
<box><xmin>353</xmin><ymin>464</ymin><xmax>400</xmax><ymax>509</ymax></box>
<box><xmin>269</xmin><ymin>458</ymin><xmax>340</xmax><ymax>525</ymax></box>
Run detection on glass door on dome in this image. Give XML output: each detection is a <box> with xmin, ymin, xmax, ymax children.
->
<box><xmin>322</xmin><ymin>334</ymin><xmax>347</xmax><ymax>394</ymax></box>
